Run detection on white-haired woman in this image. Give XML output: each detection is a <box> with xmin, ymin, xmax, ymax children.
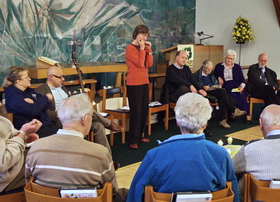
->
<box><xmin>214</xmin><ymin>50</ymin><xmax>250</xmax><ymax>123</ymax></box>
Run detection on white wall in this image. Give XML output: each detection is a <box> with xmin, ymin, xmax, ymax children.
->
<box><xmin>196</xmin><ymin>0</ymin><xmax>280</xmax><ymax>78</ymax></box>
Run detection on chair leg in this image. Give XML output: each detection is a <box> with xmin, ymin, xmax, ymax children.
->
<box><xmin>164</xmin><ymin>105</ymin><xmax>169</xmax><ymax>131</ymax></box>
<box><xmin>121</xmin><ymin>114</ymin><xmax>126</xmax><ymax>144</ymax></box>
<box><xmin>249</xmin><ymin>98</ymin><xmax>253</xmax><ymax>121</ymax></box>
<box><xmin>147</xmin><ymin>109</ymin><xmax>152</xmax><ymax>136</ymax></box>
<box><xmin>109</xmin><ymin>116</ymin><xmax>114</xmax><ymax>146</ymax></box>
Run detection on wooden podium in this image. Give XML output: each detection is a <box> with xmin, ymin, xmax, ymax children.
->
<box><xmin>160</xmin><ymin>44</ymin><xmax>224</xmax><ymax>71</ymax></box>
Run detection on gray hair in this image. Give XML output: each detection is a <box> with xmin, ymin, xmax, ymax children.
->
<box><xmin>174</xmin><ymin>93</ymin><xmax>212</xmax><ymax>134</ymax></box>
<box><xmin>58</xmin><ymin>93</ymin><xmax>92</xmax><ymax>124</ymax></box>
<box><xmin>224</xmin><ymin>49</ymin><xmax>237</xmax><ymax>61</ymax></box>
<box><xmin>202</xmin><ymin>59</ymin><xmax>213</xmax><ymax>68</ymax></box>
<box><xmin>260</xmin><ymin>104</ymin><xmax>280</xmax><ymax>126</ymax></box>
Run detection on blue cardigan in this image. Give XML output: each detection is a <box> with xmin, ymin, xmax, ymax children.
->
<box><xmin>126</xmin><ymin>134</ymin><xmax>239</xmax><ymax>202</ymax></box>
<box><xmin>4</xmin><ymin>85</ymin><xmax>51</xmax><ymax>129</ymax></box>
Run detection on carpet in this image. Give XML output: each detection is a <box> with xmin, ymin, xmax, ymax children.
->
<box><xmin>111</xmin><ymin>113</ymin><xmax>260</xmax><ymax>168</ymax></box>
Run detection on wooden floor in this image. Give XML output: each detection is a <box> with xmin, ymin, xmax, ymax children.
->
<box><xmin>116</xmin><ymin>125</ymin><xmax>263</xmax><ymax>189</ymax></box>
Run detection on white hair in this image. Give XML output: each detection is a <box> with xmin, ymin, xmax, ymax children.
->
<box><xmin>58</xmin><ymin>93</ymin><xmax>92</xmax><ymax>124</ymax></box>
<box><xmin>174</xmin><ymin>93</ymin><xmax>212</xmax><ymax>134</ymax></box>
<box><xmin>224</xmin><ymin>49</ymin><xmax>237</xmax><ymax>61</ymax></box>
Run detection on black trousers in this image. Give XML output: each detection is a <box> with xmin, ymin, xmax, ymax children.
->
<box><xmin>127</xmin><ymin>84</ymin><xmax>149</xmax><ymax>144</ymax></box>
<box><xmin>249</xmin><ymin>85</ymin><xmax>280</xmax><ymax>106</ymax></box>
<box><xmin>207</xmin><ymin>89</ymin><xmax>236</xmax><ymax>121</ymax></box>
<box><xmin>169</xmin><ymin>85</ymin><xmax>191</xmax><ymax>103</ymax></box>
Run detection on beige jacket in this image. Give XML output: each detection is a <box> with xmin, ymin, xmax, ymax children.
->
<box><xmin>0</xmin><ymin>116</ymin><xmax>25</xmax><ymax>192</ymax></box>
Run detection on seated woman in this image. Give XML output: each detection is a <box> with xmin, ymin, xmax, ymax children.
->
<box><xmin>193</xmin><ymin>59</ymin><xmax>246</xmax><ymax>128</ymax></box>
<box><xmin>2</xmin><ymin>67</ymin><xmax>59</xmax><ymax>137</ymax></box>
<box><xmin>214</xmin><ymin>49</ymin><xmax>251</xmax><ymax>124</ymax></box>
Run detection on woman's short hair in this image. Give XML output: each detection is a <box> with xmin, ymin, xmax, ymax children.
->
<box><xmin>58</xmin><ymin>93</ymin><xmax>92</xmax><ymax>124</ymax></box>
<box><xmin>224</xmin><ymin>49</ymin><xmax>237</xmax><ymax>61</ymax></box>
<box><xmin>174</xmin><ymin>93</ymin><xmax>212</xmax><ymax>134</ymax></box>
<box><xmin>132</xmin><ymin>25</ymin><xmax>150</xmax><ymax>39</ymax></box>
<box><xmin>2</xmin><ymin>67</ymin><xmax>28</xmax><ymax>89</ymax></box>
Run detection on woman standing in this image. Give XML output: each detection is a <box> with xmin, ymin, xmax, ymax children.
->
<box><xmin>125</xmin><ymin>25</ymin><xmax>153</xmax><ymax>149</ymax></box>
<box><xmin>2</xmin><ymin>67</ymin><xmax>59</xmax><ymax>137</ymax></box>
<box><xmin>214</xmin><ymin>50</ymin><xmax>250</xmax><ymax>123</ymax></box>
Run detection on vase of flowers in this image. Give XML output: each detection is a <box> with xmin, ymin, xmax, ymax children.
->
<box><xmin>232</xmin><ymin>16</ymin><xmax>255</xmax><ymax>44</ymax></box>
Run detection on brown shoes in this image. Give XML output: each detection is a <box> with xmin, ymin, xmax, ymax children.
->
<box><xmin>219</xmin><ymin>119</ymin><xmax>231</xmax><ymax>129</ymax></box>
<box><xmin>139</xmin><ymin>138</ymin><xmax>150</xmax><ymax>142</ymax></box>
<box><xmin>231</xmin><ymin>108</ymin><xmax>246</xmax><ymax>119</ymax></box>
<box><xmin>107</xmin><ymin>122</ymin><xmax>124</xmax><ymax>132</ymax></box>
<box><xmin>129</xmin><ymin>144</ymin><xmax>138</xmax><ymax>149</ymax></box>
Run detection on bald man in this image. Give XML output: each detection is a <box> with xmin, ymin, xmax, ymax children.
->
<box><xmin>246</xmin><ymin>53</ymin><xmax>280</xmax><ymax>106</ymax></box>
<box><xmin>35</xmin><ymin>66</ymin><xmax>123</xmax><ymax>154</ymax></box>
<box><xmin>233</xmin><ymin>104</ymin><xmax>280</xmax><ymax>199</ymax></box>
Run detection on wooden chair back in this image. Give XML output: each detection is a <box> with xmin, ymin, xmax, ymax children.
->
<box><xmin>144</xmin><ymin>182</ymin><xmax>234</xmax><ymax>202</ymax></box>
<box><xmin>24</xmin><ymin>177</ymin><xmax>113</xmax><ymax>202</ymax></box>
<box><xmin>0</xmin><ymin>191</ymin><xmax>26</xmax><ymax>202</ymax></box>
<box><xmin>243</xmin><ymin>173</ymin><xmax>280</xmax><ymax>202</ymax></box>
<box><xmin>99</xmin><ymin>86</ymin><xmax>127</xmax><ymax>112</ymax></box>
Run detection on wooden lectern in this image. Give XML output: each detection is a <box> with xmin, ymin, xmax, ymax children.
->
<box><xmin>160</xmin><ymin>44</ymin><xmax>224</xmax><ymax>71</ymax></box>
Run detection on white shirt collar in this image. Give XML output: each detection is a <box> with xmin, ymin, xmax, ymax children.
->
<box><xmin>173</xmin><ymin>63</ymin><xmax>184</xmax><ymax>69</ymax></box>
<box><xmin>56</xmin><ymin>129</ymin><xmax>84</xmax><ymax>139</ymax></box>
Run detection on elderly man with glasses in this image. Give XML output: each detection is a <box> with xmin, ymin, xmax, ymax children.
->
<box><xmin>35</xmin><ymin>66</ymin><xmax>123</xmax><ymax>163</ymax></box>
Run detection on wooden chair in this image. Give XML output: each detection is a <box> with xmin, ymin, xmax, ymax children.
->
<box><xmin>247</xmin><ymin>96</ymin><xmax>264</xmax><ymax>121</ymax></box>
<box><xmin>243</xmin><ymin>173</ymin><xmax>280</xmax><ymax>202</ymax></box>
<box><xmin>147</xmin><ymin>83</ymin><xmax>169</xmax><ymax>136</ymax></box>
<box><xmin>99</xmin><ymin>86</ymin><xmax>129</xmax><ymax>144</ymax></box>
<box><xmin>0</xmin><ymin>190</ymin><xmax>26</xmax><ymax>202</ymax></box>
<box><xmin>24</xmin><ymin>177</ymin><xmax>113</xmax><ymax>202</ymax></box>
<box><xmin>144</xmin><ymin>182</ymin><xmax>234</xmax><ymax>202</ymax></box>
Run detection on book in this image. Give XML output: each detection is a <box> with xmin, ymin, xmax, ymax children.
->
<box><xmin>59</xmin><ymin>187</ymin><xmax>97</xmax><ymax>198</ymax></box>
<box><xmin>171</xmin><ymin>191</ymin><xmax>212</xmax><ymax>202</ymax></box>
<box><xmin>36</xmin><ymin>56</ymin><xmax>60</xmax><ymax>69</ymax></box>
<box><xmin>231</xmin><ymin>88</ymin><xmax>240</xmax><ymax>93</ymax></box>
<box><xmin>269</xmin><ymin>179</ymin><xmax>280</xmax><ymax>188</ymax></box>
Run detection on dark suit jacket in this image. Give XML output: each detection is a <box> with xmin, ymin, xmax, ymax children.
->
<box><xmin>35</xmin><ymin>83</ymin><xmax>70</xmax><ymax>126</ymax></box>
<box><xmin>246</xmin><ymin>63</ymin><xmax>279</xmax><ymax>92</ymax></box>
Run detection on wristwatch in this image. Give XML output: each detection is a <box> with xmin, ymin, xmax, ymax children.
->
<box><xmin>18</xmin><ymin>130</ymin><xmax>27</xmax><ymax>140</ymax></box>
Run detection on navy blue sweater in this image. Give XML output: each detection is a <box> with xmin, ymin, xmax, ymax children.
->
<box><xmin>4</xmin><ymin>85</ymin><xmax>51</xmax><ymax>130</ymax></box>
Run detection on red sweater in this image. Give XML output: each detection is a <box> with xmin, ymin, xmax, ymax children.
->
<box><xmin>125</xmin><ymin>44</ymin><xmax>153</xmax><ymax>85</ymax></box>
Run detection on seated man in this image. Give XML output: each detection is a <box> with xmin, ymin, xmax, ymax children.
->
<box><xmin>232</xmin><ymin>104</ymin><xmax>280</xmax><ymax>200</ymax></box>
<box><xmin>35</xmin><ymin>65</ymin><xmax>123</xmax><ymax>154</ymax></box>
<box><xmin>193</xmin><ymin>59</ymin><xmax>246</xmax><ymax>128</ymax></box>
<box><xmin>246</xmin><ymin>53</ymin><xmax>280</xmax><ymax>106</ymax></box>
<box><xmin>25</xmin><ymin>93</ymin><xmax>127</xmax><ymax>202</ymax></box>
<box><xmin>0</xmin><ymin>101</ymin><xmax>41</xmax><ymax>193</ymax></box>
<box><xmin>126</xmin><ymin>93</ymin><xmax>239</xmax><ymax>202</ymax></box>
<box><xmin>164</xmin><ymin>50</ymin><xmax>216</xmax><ymax>136</ymax></box>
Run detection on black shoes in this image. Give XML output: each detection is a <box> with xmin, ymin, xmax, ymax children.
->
<box><xmin>206</xmin><ymin>95</ymin><xmax>218</xmax><ymax>103</ymax></box>
<box><xmin>203</xmin><ymin>128</ymin><xmax>213</xmax><ymax>137</ymax></box>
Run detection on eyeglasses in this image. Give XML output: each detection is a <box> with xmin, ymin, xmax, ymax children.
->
<box><xmin>51</xmin><ymin>74</ymin><xmax>64</xmax><ymax>79</ymax></box>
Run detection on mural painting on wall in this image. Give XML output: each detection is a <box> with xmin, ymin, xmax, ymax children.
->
<box><xmin>0</xmin><ymin>0</ymin><xmax>195</xmax><ymax>79</ymax></box>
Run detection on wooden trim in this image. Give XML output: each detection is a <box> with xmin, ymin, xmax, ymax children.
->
<box><xmin>273</xmin><ymin>0</ymin><xmax>280</xmax><ymax>28</ymax></box>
